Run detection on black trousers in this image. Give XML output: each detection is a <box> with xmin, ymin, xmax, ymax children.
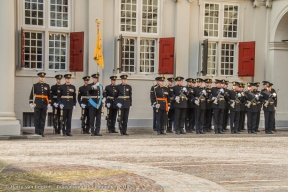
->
<box><xmin>34</xmin><ymin>107</ymin><xmax>47</xmax><ymax>135</ymax></box>
<box><xmin>204</xmin><ymin>109</ymin><xmax>213</xmax><ymax>130</ymax></box>
<box><xmin>264</xmin><ymin>110</ymin><xmax>274</xmax><ymax>133</ymax></box>
<box><xmin>246</xmin><ymin>111</ymin><xmax>257</xmax><ymax>132</ymax></box>
<box><xmin>273</xmin><ymin>110</ymin><xmax>276</xmax><ymax>130</ymax></box>
<box><xmin>153</xmin><ymin>108</ymin><xmax>158</xmax><ymax>130</ymax></box>
<box><xmin>230</xmin><ymin>111</ymin><xmax>240</xmax><ymax>133</ymax></box>
<box><xmin>81</xmin><ymin>107</ymin><xmax>90</xmax><ymax>132</ymax></box>
<box><xmin>195</xmin><ymin>109</ymin><xmax>205</xmax><ymax>132</ymax></box>
<box><xmin>107</xmin><ymin>108</ymin><xmax>118</xmax><ymax>132</ymax></box>
<box><xmin>222</xmin><ymin>109</ymin><xmax>229</xmax><ymax>130</ymax></box>
<box><xmin>255</xmin><ymin>111</ymin><xmax>260</xmax><ymax>131</ymax></box>
<box><xmin>185</xmin><ymin>108</ymin><xmax>194</xmax><ymax>132</ymax></box>
<box><xmin>89</xmin><ymin>106</ymin><xmax>102</xmax><ymax>134</ymax></box>
<box><xmin>239</xmin><ymin>111</ymin><xmax>246</xmax><ymax>131</ymax></box>
<box><xmin>213</xmin><ymin>108</ymin><xmax>224</xmax><ymax>133</ymax></box>
<box><xmin>63</xmin><ymin>109</ymin><xmax>73</xmax><ymax>134</ymax></box>
<box><xmin>119</xmin><ymin>108</ymin><xmax>130</xmax><ymax>134</ymax></box>
<box><xmin>157</xmin><ymin>110</ymin><xmax>167</xmax><ymax>132</ymax></box>
<box><xmin>174</xmin><ymin>108</ymin><xmax>186</xmax><ymax>131</ymax></box>
<box><xmin>167</xmin><ymin>108</ymin><xmax>175</xmax><ymax>131</ymax></box>
<box><xmin>52</xmin><ymin>106</ymin><xmax>61</xmax><ymax>133</ymax></box>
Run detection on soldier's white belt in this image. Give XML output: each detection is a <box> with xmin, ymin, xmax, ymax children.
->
<box><xmin>89</xmin><ymin>96</ymin><xmax>101</xmax><ymax>98</ymax></box>
<box><xmin>61</xmin><ymin>96</ymin><xmax>73</xmax><ymax>99</ymax></box>
<box><xmin>118</xmin><ymin>96</ymin><xmax>130</xmax><ymax>99</ymax></box>
<box><xmin>81</xmin><ymin>96</ymin><xmax>89</xmax><ymax>99</ymax></box>
<box><xmin>53</xmin><ymin>96</ymin><xmax>57</xmax><ymax>98</ymax></box>
<box><xmin>106</xmin><ymin>96</ymin><xmax>114</xmax><ymax>99</ymax></box>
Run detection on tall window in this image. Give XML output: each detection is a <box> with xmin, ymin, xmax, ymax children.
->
<box><xmin>202</xmin><ymin>2</ymin><xmax>239</xmax><ymax>76</ymax></box>
<box><xmin>119</xmin><ymin>0</ymin><xmax>160</xmax><ymax>74</ymax></box>
<box><xmin>22</xmin><ymin>0</ymin><xmax>70</xmax><ymax>71</ymax></box>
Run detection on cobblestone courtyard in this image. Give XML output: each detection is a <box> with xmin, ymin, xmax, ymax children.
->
<box><xmin>1</xmin><ymin>128</ymin><xmax>288</xmax><ymax>191</ymax></box>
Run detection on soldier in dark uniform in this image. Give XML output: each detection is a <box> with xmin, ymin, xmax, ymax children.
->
<box><xmin>103</xmin><ymin>76</ymin><xmax>118</xmax><ymax>133</ymax></box>
<box><xmin>150</xmin><ymin>78</ymin><xmax>159</xmax><ymax>131</ymax></box>
<box><xmin>185</xmin><ymin>78</ymin><xmax>195</xmax><ymax>133</ymax></box>
<box><xmin>29</xmin><ymin>72</ymin><xmax>51</xmax><ymax>137</ymax></box>
<box><xmin>170</xmin><ymin>76</ymin><xmax>188</xmax><ymax>134</ymax></box>
<box><xmin>226</xmin><ymin>81</ymin><xmax>241</xmax><ymax>134</ymax></box>
<box><xmin>192</xmin><ymin>78</ymin><xmax>207</xmax><ymax>134</ymax></box>
<box><xmin>87</xmin><ymin>73</ymin><xmax>103</xmax><ymax>136</ymax></box>
<box><xmin>222</xmin><ymin>80</ymin><xmax>229</xmax><ymax>132</ymax></box>
<box><xmin>211</xmin><ymin>79</ymin><xmax>226</xmax><ymax>134</ymax></box>
<box><xmin>190</xmin><ymin>78</ymin><xmax>197</xmax><ymax>131</ymax></box>
<box><xmin>238</xmin><ymin>83</ymin><xmax>246</xmax><ymax>132</ymax></box>
<box><xmin>151</xmin><ymin>77</ymin><xmax>170</xmax><ymax>135</ymax></box>
<box><xmin>244</xmin><ymin>83</ymin><xmax>259</xmax><ymax>134</ymax></box>
<box><xmin>78</xmin><ymin>76</ymin><xmax>90</xmax><ymax>134</ymax></box>
<box><xmin>254</xmin><ymin>82</ymin><xmax>262</xmax><ymax>132</ymax></box>
<box><xmin>115</xmin><ymin>75</ymin><xmax>132</xmax><ymax>135</ymax></box>
<box><xmin>167</xmin><ymin>77</ymin><xmax>175</xmax><ymax>133</ymax></box>
<box><xmin>204</xmin><ymin>78</ymin><xmax>213</xmax><ymax>132</ymax></box>
<box><xmin>50</xmin><ymin>74</ymin><xmax>62</xmax><ymax>134</ymax></box>
<box><xmin>261</xmin><ymin>82</ymin><xmax>277</xmax><ymax>134</ymax></box>
<box><xmin>58</xmin><ymin>74</ymin><xmax>76</xmax><ymax>136</ymax></box>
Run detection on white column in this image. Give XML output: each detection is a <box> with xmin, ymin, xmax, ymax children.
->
<box><xmin>0</xmin><ymin>0</ymin><xmax>21</xmax><ymax>135</ymax></box>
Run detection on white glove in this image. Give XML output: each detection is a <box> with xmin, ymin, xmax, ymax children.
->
<box><xmin>182</xmin><ymin>87</ymin><xmax>187</xmax><ymax>92</ymax></box>
<box><xmin>202</xmin><ymin>89</ymin><xmax>207</xmax><ymax>96</ymax></box>
<box><xmin>237</xmin><ymin>93</ymin><xmax>241</xmax><ymax>97</ymax></box>
<box><xmin>73</xmin><ymin>106</ymin><xmax>76</xmax><ymax>110</ymax></box>
<box><xmin>220</xmin><ymin>88</ymin><xmax>224</xmax><ymax>93</ymax></box>
<box><xmin>130</xmin><ymin>106</ymin><xmax>132</xmax><ymax>110</ymax></box>
<box><xmin>272</xmin><ymin>93</ymin><xmax>277</xmax><ymax>97</ymax></box>
<box><xmin>255</xmin><ymin>95</ymin><xmax>259</xmax><ymax>100</ymax></box>
<box><xmin>152</xmin><ymin>104</ymin><xmax>155</xmax><ymax>108</ymax></box>
<box><xmin>175</xmin><ymin>96</ymin><xmax>180</xmax><ymax>101</ymax></box>
<box><xmin>29</xmin><ymin>103</ymin><xmax>34</xmax><ymax>108</ymax></box>
<box><xmin>156</xmin><ymin>104</ymin><xmax>160</xmax><ymax>109</ymax></box>
<box><xmin>117</xmin><ymin>103</ymin><xmax>122</xmax><ymax>108</ymax></box>
<box><xmin>168</xmin><ymin>107</ymin><xmax>170</xmax><ymax>111</ymax></box>
<box><xmin>212</xmin><ymin>97</ymin><xmax>216</xmax><ymax>100</ymax></box>
<box><xmin>106</xmin><ymin>103</ymin><xmax>111</xmax><ymax>108</ymax></box>
<box><xmin>47</xmin><ymin>104</ymin><xmax>51</xmax><ymax>109</ymax></box>
<box><xmin>194</xmin><ymin>100</ymin><xmax>198</xmax><ymax>104</ymax></box>
<box><xmin>92</xmin><ymin>84</ymin><xmax>98</xmax><ymax>89</ymax></box>
<box><xmin>81</xmin><ymin>104</ymin><xmax>86</xmax><ymax>108</ymax></box>
<box><xmin>53</xmin><ymin>103</ymin><xmax>58</xmax><ymax>108</ymax></box>
<box><xmin>274</xmin><ymin>107</ymin><xmax>277</xmax><ymax>111</ymax></box>
<box><xmin>60</xmin><ymin>104</ymin><xmax>64</xmax><ymax>109</ymax></box>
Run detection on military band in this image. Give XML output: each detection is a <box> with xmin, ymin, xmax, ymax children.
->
<box><xmin>29</xmin><ymin>71</ymin><xmax>278</xmax><ymax>136</ymax></box>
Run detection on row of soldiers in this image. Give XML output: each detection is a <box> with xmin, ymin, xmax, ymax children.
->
<box><xmin>29</xmin><ymin>72</ymin><xmax>132</xmax><ymax>137</ymax></box>
<box><xmin>151</xmin><ymin>77</ymin><xmax>277</xmax><ymax>135</ymax></box>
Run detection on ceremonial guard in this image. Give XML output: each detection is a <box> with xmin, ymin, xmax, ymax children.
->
<box><xmin>151</xmin><ymin>77</ymin><xmax>170</xmax><ymax>135</ymax></box>
<box><xmin>255</xmin><ymin>82</ymin><xmax>262</xmax><ymax>132</ymax></box>
<box><xmin>204</xmin><ymin>79</ymin><xmax>213</xmax><ymax>132</ymax></box>
<box><xmin>185</xmin><ymin>78</ymin><xmax>195</xmax><ymax>133</ymax></box>
<box><xmin>150</xmin><ymin>78</ymin><xmax>159</xmax><ymax>131</ymax></box>
<box><xmin>87</xmin><ymin>73</ymin><xmax>103</xmax><ymax>136</ymax></box>
<box><xmin>170</xmin><ymin>76</ymin><xmax>188</xmax><ymax>134</ymax></box>
<box><xmin>192</xmin><ymin>78</ymin><xmax>207</xmax><ymax>134</ymax></box>
<box><xmin>166</xmin><ymin>77</ymin><xmax>175</xmax><ymax>133</ymax></box>
<box><xmin>211</xmin><ymin>79</ymin><xmax>226</xmax><ymax>134</ymax></box>
<box><xmin>226</xmin><ymin>82</ymin><xmax>241</xmax><ymax>134</ymax></box>
<box><xmin>103</xmin><ymin>76</ymin><xmax>118</xmax><ymax>133</ymax></box>
<box><xmin>239</xmin><ymin>83</ymin><xmax>246</xmax><ymax>132</ymax></box>
<box><xmin>115</xmin><ymin>75</ymin><xmax>132</xmax><ymax>136</ymax></box>
<box><xmin>244</xmin><ymin>83</ymin><xmax>260</xmax><ymax>134</ymax></box>
<box><xmin>222</xmin><ymin>80</ymin><xmax>229</xmax><ymax>132</ymax></box>
<box><xmin>50</xmin><ymin>74</ymin><xmax>62</xmax><ymax>134</ymax></box>
<box><xmin>78</xmin><ymin>76</ymin><xmax>90</xmax><ymax>134</ymax></box>
<box><xmin>58</xmin><ymin>74</ymin><xmax>76</xmax><ymax>136</ymax></box>
<box><xmin>261</xmin><ymin>82</ymin><xmax>277</xmax><ymax>134</ymax></box>
<box><xmin>29</xmin><ymin>72</ymin><xmax>51</xmax><ymax>137</ymax></box>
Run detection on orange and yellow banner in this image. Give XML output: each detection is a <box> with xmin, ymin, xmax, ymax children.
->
<box><xmin>93</xmin><ymin>27</ymin><xmax>104</xmax><ymax>69</ymax></box>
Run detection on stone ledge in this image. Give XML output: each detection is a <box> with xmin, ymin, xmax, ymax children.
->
<box><xmin>0</xmin><ymin>134</ymin><xmax>42</xmax><ymax>140</ymax></box>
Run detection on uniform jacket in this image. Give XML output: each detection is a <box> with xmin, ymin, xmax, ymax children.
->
<box><xmin>170</xmin><ymin>85</ymin><xmax>188</xmax><ymax>109</ymax></box>
<box><xmin>211</xmin><ymin>87</ymin><xmax>226</xmax><ymax>109</ymax></box>
<box><xmin>103</xmin><ymin>84</ymin><xmax>118</xmax><ymax>109</ymax></box>
<box><xmin>58</xmin><ymin>83</ymin><xmax>76</xmax><ymax>110</ymax></box>
<box><xmin>186</xmin><ymin>86</ymin><xmax>195</xmax><ymax>108</ymax></box>
<box><xmin>87</xmin><ymin>82</ymin><xmax>104</xmax><ymax>108</ymax></box>
<box><xmin>77</xmin><ymin>85</ymin><xmax>89</xmax><ymax>107</ymax></box>
<box><xmin>151</xmin><ymin>85</ymin><xmax>170</xmax><ymax>111</ymax></box>
<box><xmin>115</xmin><ymin>83</ymin><xmax>132</xmax><ymax>108</ymax></box>
<box><xmin>29</xmin><ymin>82</ymin><xmax>51</xmax><ymax>108</ymax></box>
<box><xmin>226</xmin><ymin>89</ymin><xmax>241</xmax><ymax>111</ymax></box>
<box><xmin>50</xmin><ymin>84</ymin><xmax>61</xmax><ymax>105</ymax></box>
<box><xmin>261</xmin><ymin>89</ymin><xmax>277</xmax><ymax>112</ymax></box>
<box><xmin>192</xmin><ymin>86</ymin><xmax>206</xmax><ymax>110</ymax></box>
<box><xmin>244</xmin><ymin>90</ymin><xmax>258</xmax><ymax>112</ymax></box>
<box><xmin>205</xmin><ymin>87</ymin><xmax>213</xmax><ymax>110</ymax></box>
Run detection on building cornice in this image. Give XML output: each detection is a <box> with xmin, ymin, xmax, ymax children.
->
<box><xmin>253</xmin><ymin>0</ymin><xmax>272</xmax><ymax>8</ymax></box>
<box><xmin>269</xmin><ymin>42</ymin><xmax>288</xmax><ymax>51</ymax></box>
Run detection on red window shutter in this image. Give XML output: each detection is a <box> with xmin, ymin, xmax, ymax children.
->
<box><xmin>159</xmin><ymin>37</ymin><xmax>175</xmax><ymax>74</ymax></box>
<box><xmin>70</xmin><ymin>32</ymin><xmax>84</xmax><ymax>72</ymax></box>
<box><xmin>21</xmin><ymin>27</ymin><xmax>25</xmax><ymax>68</ymax></box>
<box><xmin>238</xmin><ymin>41</ymin><xmax>255</xmax><ymax>76</ymax></box>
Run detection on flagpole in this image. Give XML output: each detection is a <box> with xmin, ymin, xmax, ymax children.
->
<box><xmin>96</xmin><ymin>18</ymin><xmax>100</xmax><ymax>74</ymax></box>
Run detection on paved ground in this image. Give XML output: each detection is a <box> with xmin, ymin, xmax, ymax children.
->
<box><xmin>1</xmin><ymin>127</ymin><xmax>288</xmax><ymax>191</ymax></box>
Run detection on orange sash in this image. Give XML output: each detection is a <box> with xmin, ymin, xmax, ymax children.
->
<box><xmin>35</xmin><ymin>95</ymin><xmax>49</xmax><ymax>104</ymax></box>
<box><xmin>156</xmin><ymin>98</ymin><xmax>168</xmax><ymax>112</ymax></box>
